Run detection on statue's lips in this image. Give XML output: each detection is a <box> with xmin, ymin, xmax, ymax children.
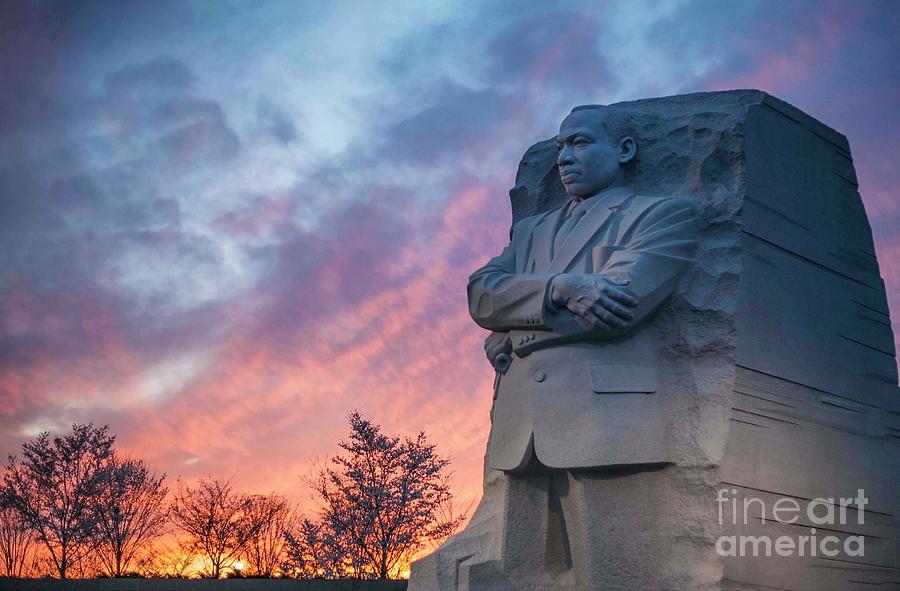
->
<box><xmin>560</xmin><ymin>171</ymin><xmax>580</xmax><ymax>183</ymax></box>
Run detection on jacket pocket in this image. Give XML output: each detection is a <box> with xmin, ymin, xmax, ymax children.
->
<box><xmin>588</xmin><ymin>362</ymin><xmax>657</xmax><ymax>394</ymax></box>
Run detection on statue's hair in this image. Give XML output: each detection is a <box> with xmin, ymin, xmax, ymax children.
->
<box><xmin>570</xmin><ymin>104</ymin><xmax>634</xmax><ymax>143</ymax></box>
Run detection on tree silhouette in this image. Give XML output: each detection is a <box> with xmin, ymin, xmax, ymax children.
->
<box><xmin>2</xmin><ymin>424</ymin><xmax>115</xmax><ymax>579</ymax></box>
<box><xmin>170</xmin><ymin>476</ymin><xmax>261</xmax><ymax>578</ymax></box>
<box><xmin>283</xmin><ymin>515</ymin><xmax>353</xmax><ymax>579</ymax></box>
<box><xmin>92</xmin><ymin>455</ymin><xmax>169</xmax><ymax>577</ymax></box>
<box><xmin>243</xmin><ymin>493</ymin><xmax>294</xmax><ymax>577</ymax></box>
<box><xmin>0</xmin><ymin>506</ymin><xmax>35</xmax><ymax>577</ymax></box>
<box><xmin>304</xmin><ymin>412</ymin><xmax>465</xmax><ymax>579</ymax></box>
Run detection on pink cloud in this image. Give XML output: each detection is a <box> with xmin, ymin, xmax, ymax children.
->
<box><xmin>91</xmin><ymin>177</ymin><xmax>512</xmax><ymax>515</ymax></box>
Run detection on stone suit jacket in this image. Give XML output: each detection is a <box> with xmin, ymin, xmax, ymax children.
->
<box><xmin>467</xmin><ymin>186</ymin><xmax>698</xmax><ymax>471</ymax></box>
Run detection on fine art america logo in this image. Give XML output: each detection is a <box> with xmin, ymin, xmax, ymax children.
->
<box><xmin>716</xmin><ymin>488</ymin><xmax>867</xmax><ymax>558</ymax></box>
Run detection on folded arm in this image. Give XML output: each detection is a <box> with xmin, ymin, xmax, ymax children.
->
<box><xmin>469</xmin><ymin>197</ymin><xmax>698</xmax><ymax>354</ymax></box>
<box><xmin>467</xmin><ymin>238</ymin><xmax>556</xmax><ymax>331</ymax></box>
<box><xmin>525</xmin><ymin>197</ymin><xmax>698</xmax><ymax>350</ymax></box>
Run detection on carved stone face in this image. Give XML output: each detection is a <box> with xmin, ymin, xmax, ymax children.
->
<box><xmin>555</xmin><ymin>109</ymin><xmax>635</xmax><ymax>199</ymax></box>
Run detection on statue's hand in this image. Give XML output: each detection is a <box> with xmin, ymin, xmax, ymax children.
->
<box><xmin>484</xmin><ymin>332</ymin><xmax>512</xmax><ymax>366</ymax></box>
<box><xmin>550</xmin><ymin>274</ymin><xmax>638</xmax><ymax>331</ymax></box>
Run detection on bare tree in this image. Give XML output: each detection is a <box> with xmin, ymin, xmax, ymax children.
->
<box><xmin>243</xmin><ymin>493</ymin><xmax>293</xmax><ymax>577</ymax></box>
<box><xmin>2</xmin><ymin>424</ymin><xmax>115</xmax><ymax>578</ymax></box>
<box><xmin>0</xmin><ymin>506</ymin><xmax>35</xmax><ymax>577</ymax></box>
<box><xmin>170</xmin><ymin>476</ymin><xmax>260</xmax><ymax>578</ymax></box>
<box><xmin>92</xmin><ymin>455</ymin><xmax>169</xmax><ymax>577</ymax></box>
<box><xmin>305</xmin><ymin>412</ymin><xmax>466</xmax><ymax>579</ymax></box>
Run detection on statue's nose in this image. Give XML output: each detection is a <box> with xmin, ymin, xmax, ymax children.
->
<box><xmin>557</xmin><ymin>144</ymin><xmax>574</xmax><ymax>166</ymax></box>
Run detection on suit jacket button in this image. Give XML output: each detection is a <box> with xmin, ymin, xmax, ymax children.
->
<box><xmin>533</xmin><ymin>370</ymin><xmax>546</xmax><ymax>382</ymax></box>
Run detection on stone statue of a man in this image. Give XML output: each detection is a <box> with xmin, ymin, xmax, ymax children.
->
<box><xmin>466</xmin><ymin>105</ymin><xmax>698</xmax><ymax>589</ymax></box>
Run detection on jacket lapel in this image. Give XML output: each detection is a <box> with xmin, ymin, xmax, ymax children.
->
<box><xmin>529</xmin><ymin>207</ymin><xmax>565</xmax><ymax>272</ymax></box>
<box><xmin>548</xmin><ymin>188</ymin><xmax>634</xmax><ymax>274</ymax></box>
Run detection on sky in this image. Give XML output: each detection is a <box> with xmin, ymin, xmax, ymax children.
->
<box><xmin>1</xmin><ymin>0</ymin><xmax>899</xmax><ymax>519</ymax></box>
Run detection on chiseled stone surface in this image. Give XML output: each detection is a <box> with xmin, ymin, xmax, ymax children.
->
<box><xmin>409</xmin><ymin>90</ymin><xmax>899</xmax><ymax>590</ymax></box>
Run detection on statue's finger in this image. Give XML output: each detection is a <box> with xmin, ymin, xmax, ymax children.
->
<box><xmin>600</xmin><ymin>296</ymin><xmax>635</xmax><ymax>321</ymax></box>
<box><xmin>580</xmin><ymin>308</ymin><xmax>611</xmax><ymax>331</ymax></box>
<box><xmin>605</xmin><ymin>286</ymin><xmax>639</xmax><ymax>307</ymax></box>
<box><xmin>591</xmin><ymin>304</ymin><xmax>627</xmax><ymax>328</ymax></box>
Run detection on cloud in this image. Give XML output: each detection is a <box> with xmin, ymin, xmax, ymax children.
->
<box><xmin>105</xmin><ymin>56</ymin><xmax>194</xmax><ymax>94</ymax></box>
<box><xmin>384</xmin><ymin>81</ymin><xmax>508</xmax><ymax>165</ymax></box>
<box><xmin>486</xmin><ymin>11</ymin><xmax>614</xmax><ymax>95</ymax></box>
<box><xmin>257</xmin><ymin>101</ymin><xmax>300</xmax><ymax>144</ymax></box>
<box><xmin>242</xmin><ymin>195</ymin><xmax>419</xmax><ymax>352</ymax></box>
<box><xmin>214</xmin><ymin>195</ymin><xmax>293</xmax><ymax>238</ymax></box>
<box><xmin>156</xmin><ymin>109</ymin><xmax>240</xmax><ymax>164</ymax></box>
<box><xmin>0</xmin><ymin>1</ymin><xmax>76</xmax><ymax>133</ymax></box>
<box><xmin>107</xmin><ymin>177</ymin><xmax>507</xmax><ymax>501</ymax></box>
<box><xmin>0</xmin><ymin>47</ymin><xmax>249</xmax><ymax>458</ymax></box>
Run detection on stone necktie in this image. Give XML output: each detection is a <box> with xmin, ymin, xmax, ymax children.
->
<box><xmin>553</xmin><ymin>198</ymin><xmax>589</xmax><ymax>257</ymax></box>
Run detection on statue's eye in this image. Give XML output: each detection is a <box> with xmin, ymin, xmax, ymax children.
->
<box><xmin>574</xmin><ymin>138</ymin><xmax>590</xmax><ymax>146</ymax></box>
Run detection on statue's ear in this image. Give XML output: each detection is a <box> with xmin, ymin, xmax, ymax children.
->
<box><xmin>618</xmin><ymin>136</ymin><xmax>637</xmax><ymax>164</ymax></box>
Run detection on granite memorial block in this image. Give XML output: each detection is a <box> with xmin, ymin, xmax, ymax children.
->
<box><xmin>409</xmin><ymin>90</ymin><xmax>900</xmax><ymax>591</ymax></box>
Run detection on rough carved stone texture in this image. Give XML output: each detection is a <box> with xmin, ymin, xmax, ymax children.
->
<box><xmin>408</xmin><ymin>90</ymin><xmax>900</xmax><ymax>590</ymax></box>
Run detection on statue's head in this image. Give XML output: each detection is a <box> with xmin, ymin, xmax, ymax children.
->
<box><xmin>556</xmin><ymin>105</ymin><xmax>637</xmax><ymax>199</ymax></box>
